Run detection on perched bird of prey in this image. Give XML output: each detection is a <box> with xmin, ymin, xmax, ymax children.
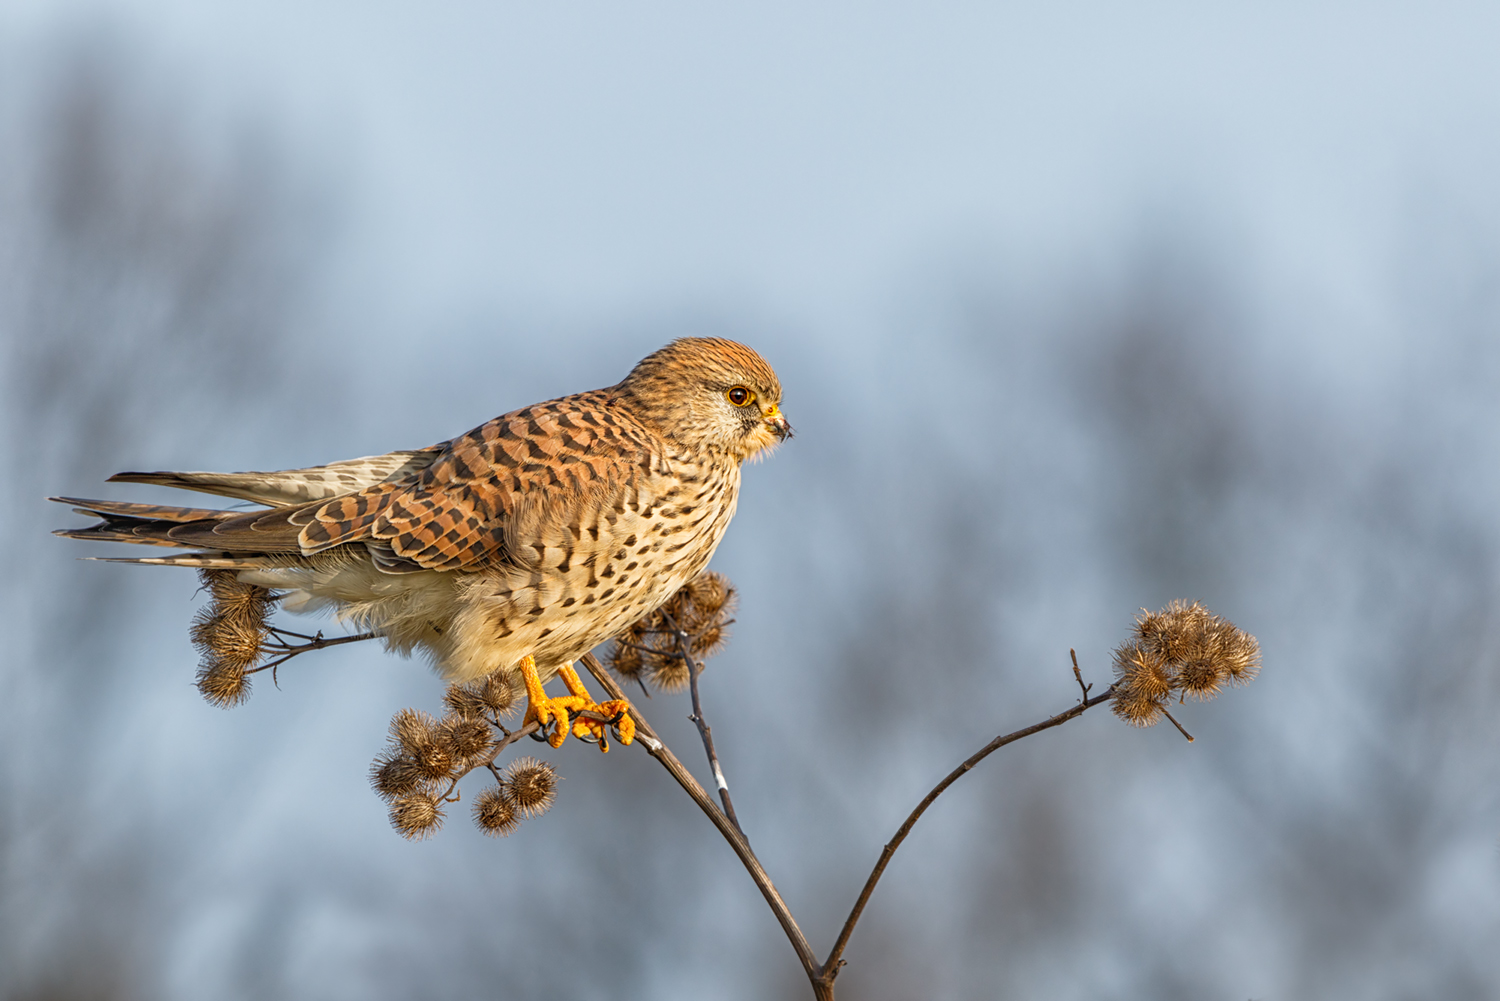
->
<box><xmin>54</xmin><ymin>338</ymin><xmax>791</xmax><ymax>748</ymax></box>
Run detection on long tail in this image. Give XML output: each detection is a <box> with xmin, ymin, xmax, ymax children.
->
<box><xmin>54</xmin><ymin>449</ymin><xmax>440</xmax><ymax>572</ymax></box>
<box><xmin>107</xmin><ymin>450</ymin><xmax>436</xmax><ymax>507</ymax></box>
<box><xmin>52</xmin><ymin>498</ymin><xmax>289</xmax><ymax>567</ymax></box>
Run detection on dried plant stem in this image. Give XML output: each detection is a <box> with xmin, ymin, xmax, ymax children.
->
<box><xmin>1160</xmin><ymin>706</ymin><xmax>1195</xmax><ymax>742</ymax></box>
<box><xmin>816</xmin><ymin>683</ymin><xmax>1117</xmax><ymax>992</ymax></box>
<box><xmin>656</xmin><ymin>608</ymin><xmax>745</xmax><ymax>837</ymax></box>
<box><xmin>1070</xmin><ymin>647</ymin><xmax>1092</xmax><ymax>701</ymax></box>
<box><xmin>585</xmin><ymin>652</ymin><xmax>1117</xmax><ymax>1001</ymax></box>
<box><xmin>579</xmin><ymin>654</ymin><xmax>821</xmax><ymax>982</ymax></box>
<box><xmin>248</xmin><ymin>629</ymin><xmax>378</xmax><ymax>676</ymax></box>
<box><xmin>686</xmin><ymin>651</ymin><xmax>744</xmax><ymax>836</ymax></box>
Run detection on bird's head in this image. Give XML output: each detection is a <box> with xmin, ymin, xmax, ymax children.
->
<box><xmin>617</xmin><ymin>337</ymin><xmax>792</xmax><ymax>462</ymax></box>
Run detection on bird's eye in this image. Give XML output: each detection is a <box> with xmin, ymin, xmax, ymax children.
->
<box><xmin>726</xmin><ymin>386</ymin><xmax>754</xmax><ymax>407</ymax></box>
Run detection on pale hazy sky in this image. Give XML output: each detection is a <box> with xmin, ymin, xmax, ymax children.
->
<box><xmin>6</xmin><ymin>7</ymin><xmax>1500</xmax><ymax>999</ymax></box>
<box><xmin>7</xmin><ymin>1</ymin><xmax>1500</xmax><ymax>343</ymax></box>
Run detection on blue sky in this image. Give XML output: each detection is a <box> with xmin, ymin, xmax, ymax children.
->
<box><xmin>8</xmin><ymin>1</ymin><xmax>1500</xmax><ymax>344</ymax></box>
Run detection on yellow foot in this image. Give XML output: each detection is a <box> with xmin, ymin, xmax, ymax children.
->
<box><xmin>519</xmin><ymin>657</ymin><xmax>635</xmax><ymax>751</ymax></box>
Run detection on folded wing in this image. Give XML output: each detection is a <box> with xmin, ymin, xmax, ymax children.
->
<box><xmin>54</xmin><ymin>392</ymin><xmax>659</xmax><ymax>575</ymax></box>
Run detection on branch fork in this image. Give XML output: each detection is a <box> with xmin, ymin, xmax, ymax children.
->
<box><xmin>578</xmin><ymin>652</ymin><xmax>1119</xmax><ymax>1000</ymax></box>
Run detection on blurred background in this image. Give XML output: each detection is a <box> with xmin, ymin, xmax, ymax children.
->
<box><xmin>3</xmin><ymin>3</ymin><xmax>1499</xmax><ymax>999</ymax></box>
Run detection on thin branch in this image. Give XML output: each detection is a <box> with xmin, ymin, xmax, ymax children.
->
<box><xmin>658</xmin><ymin>608</ymin><xmax>745</xmax><ymax>837</ymax></box>
<box><xmin>686</xmin><ymin>650</ymin><xmax>744</xmax><ymax>836</ymax></box>
<box><xmin>1160</xmin><ymin>706</ymin><xmax>1195</xmax><ymax>742</ymax></box>
<box><xmin>247</xmin><ymin>630</ymin><xmax>378</xmax><ymax>676</ymax></box>
<box><xmin>1070</xmin><ymin>648</ymin><xmax>1092</xmax><ymax>702</ymax></box>
<box><xmin>815</xmin><ymin>683</ymin><xmax>1118</xmax><ymax>990</ymax></box>
<box><xmin>586</xmin><ymin>644</ymin><xmax>1121</xmax><ymax>1001</ymax></box>
<box><xmin>578</xmin><ymin>653</ymin><xmax>820</xmax><ymax>982</ymax></box>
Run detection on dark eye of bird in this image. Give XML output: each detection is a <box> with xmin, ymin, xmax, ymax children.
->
<box><xmin>726</xmin><ymin>386</ymin><xmax>754</xmax><ymax>407</ymax></box>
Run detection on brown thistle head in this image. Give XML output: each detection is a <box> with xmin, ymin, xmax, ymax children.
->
<box><xmin>1111</xmin><ymin>601</ymin><xmax>1260</xmax><ymax>728</ymax></box>
<box><xmin>389</xmin><ymin>791</ymin><xmax>444</xmax><ymax>840</ymax></box>
<box><xmin>370</xmin><ymin>752</ymin><xmax>430</xmax><ymax>800</ymax></box>
<box><xmin>388</xmin><ymin>709</ymin><xmax>453</xmax><ymax>780</ymax></box>
<box><xmin>191</xmin><ymin>569</ymin><xmax>276</xmax><ymax>708</ymax></box>
<box><xmin>373</xmin><ymin>685</ymin><xmax>562</xmax><ymax>840</ymax></box>
<box><xmin>473</xmin><ymin>785</ymin><xmax>521</xmax><ymax>837</ymax></box>
<box><xmin>438</xmin><ymin>714</ymin><xmax>494</xmax><ymax>763</ymax></box>
<box><xmin>608</xmin><ymin>571</ymin><xmax>737</xmax><ymax>693</ymax></box>
<box><xmin>444</xmin><ymin>670</ymin><xmax>520</xmax><ymax>720</ymax></box>
<box><xmin>503</xmin><ymin>757</ymin><xmax>558</xmax><ymax>819</ymax></box>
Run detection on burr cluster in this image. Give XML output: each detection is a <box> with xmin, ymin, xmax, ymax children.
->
<box><xmin>1111</xmin><ymin>600</ymin><xmax>1261</xmax><ymax>728</ymax></box>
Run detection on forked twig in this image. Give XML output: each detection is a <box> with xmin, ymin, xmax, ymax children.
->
<box><xmin>581</xmin><ymin>651</ymin><xmax>1118</xmax><ymax>1001</ymax></box>
<box><xmin>248</xmin><ymin>628</ymin><xmax>378</xmax><ymax>678</ymax></box>
<box><xmin>1070</xmin><ymin>648</ymin><xmax>1092</xmax><ymax>701</ymax></box>
<box><xmin>817</xmin><ymin>683</ymin><xmax>1117</xmax><ymax>989</ymax></box>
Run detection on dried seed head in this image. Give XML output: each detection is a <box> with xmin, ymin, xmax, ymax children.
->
<box><xmin>190</xmin><ymin>570</ymin><xmax>277</xmax><ymax>707</ymax></box>
<box><xmin>1210</xmin><ymin>619</ymin><xmax>1261</xmax><ymax>686</ymax></box>
<box><xmin>648</xmin><ymin>655</ymin><xmax>692</xmax><ymax>693</ymax></box>
<box><xmin>609</xmin><ymin>571</ymin><xmax>736</xmax><ymax>691</ymax></box>
<box><xmin>469</xmin><ymin>671</ymin><xmax>520</xmax><ymax>718</ymax></box>
<box><xmin>1176</xmin><ymin>656</ymin><xmax>1224</xmax><ymax>699</ymax></box>
<box><xmin>686</xmin><ymin>571</ymin><xmax>732</xmax><ymax>616</ymax></box>
<box><xmin>1136</xmin><ymin>600</ymin><xmax>1211</xmax><ymax>663</ymax></box>
<box><xmin>202</xmin><ymin>568</ymin><xmax>274</xmax><ymax>618</ymax></box>
<box><xmin>1112</xmin><ymin>684</ymin><xmax>1167</xmax><ymax>727</ymax></box>
<box><xmin>389</xmin><ymin>792</ymin><xmax>444</xmax><ymax>840</ymax></box>
<box><xmin>690</xmin><ymin>621</ymin><xmax>729</xmax><ymax>660</ymax></box>
<box><xmin>1111</xmin><ymin>601</ymin><xmax>1261</xmax><ymax>728</ymax></box>
<box><xmin>390</xmin><ymin>708</ymin><xmax>439</xmax><ymax>756</ymax></box>
<box><xmin>503</xmin><ymin>756</ymin><xmax>558</xmax><ymax>818</ymax></box>
<box><xmin>609</xmin><ymin>631</ymin><xmax>646</xmax><ymax>682</ymax></box>
<box><xmin>440</xmin><ymin>715</ymin><xmax>494</xmax><ymax>762</ymax></box>
<box><xmin>1113</xmin><ymin>642</ymin><xmax>1173</xmax><ymax>700</ymax></box>
<box><xmin>195</xmin><ymin>658</ymin><xmax>251</xmax><ymax>708</ymax></box>
<box><xmin>370</xmin><ymin>752</ymin><xmax>427</xmax><ymax>800</ymax></box>
<box><xmin>196</xmin><ymin>611</ymin><xmax>263</xmax><ymax>668</ymax></box>
<box><xmin>388</xmin><ymin>709</ymin><xmax>452</xmax><ymax>779</ymax></box>
<box><xmin>443</xmin><ymin>683</ymin><xmax>488</xmax><ymax>720</ymax></box>
<box><xmin>473</xmin><ymin>785</ymin><xmax>521</xmax><ymax>837</ymax></box>
<box><xmin>412</xmin><ymin>742</ymin><xmax>452</xmax><ymax>780</ymax></box>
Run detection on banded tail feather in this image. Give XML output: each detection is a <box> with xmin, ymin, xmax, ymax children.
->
<box><xmin>108</xmin><ymin>449</ymin><xmax>438</xmax><ymax>507</ymax></box>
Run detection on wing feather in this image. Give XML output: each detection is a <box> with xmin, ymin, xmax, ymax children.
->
<box><xmin>55</xmin><ymin>393</ymin><xmax>659</xmax><ymax>575</ymax></box>
<box><xmin>299</xmin><ymin>391</ymin><xmax>658</xmax><ymax>571</ymax></box>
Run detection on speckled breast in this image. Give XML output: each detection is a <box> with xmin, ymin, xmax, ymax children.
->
<box><xmin>449</xmin><ymin>446</ymin><xmax>742</xmax><ymax>680</ymax></box>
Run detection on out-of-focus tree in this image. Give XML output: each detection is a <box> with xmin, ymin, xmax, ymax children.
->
<box><xmin>742</xmin><ymin>238</ymin><xmax>1500</xmax><ymax>999</ymax></box>
<box><xmin>3</xmin><ymin>26</ymin><xmax>1498</xmax><ymax>1001</ymax></box>
<box><xmin>0</xmin><ymin>31</ymin><xmax>325</xmax><ymax>1001</ymax></box>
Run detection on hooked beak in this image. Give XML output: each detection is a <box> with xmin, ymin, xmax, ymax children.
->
<box><xmin>764</xmin><ymin>405</ymin><xmax>793</xmax><ymax>442</ymax></box>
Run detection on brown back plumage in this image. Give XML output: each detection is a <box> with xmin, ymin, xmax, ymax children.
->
<box><xmin>298</xmin><ymin>389</ymin><xmax>662</xmax><ymax>570</ymax></box>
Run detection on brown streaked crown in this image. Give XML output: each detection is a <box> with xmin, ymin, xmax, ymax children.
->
<box><xmin>615</xmin><ymin>337</ymin><xmax>785</xmax><ymax>458</ymax></box>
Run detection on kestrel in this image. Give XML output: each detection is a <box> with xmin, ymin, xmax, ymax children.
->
<box><xmin>54</xmin><ymin>338</ymin><xmax>790</xmax><ymax>748</ymax></box>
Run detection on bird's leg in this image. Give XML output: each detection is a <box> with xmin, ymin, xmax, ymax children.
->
<box><xmin>556</xmin><ymin>662</ymin><xmax>636</xmax><ymax>752</ymax></box>
<box><xmin>520</xmin><ymin>654</ymin><xmax>589</xmax><ymax>749</ymax></box>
